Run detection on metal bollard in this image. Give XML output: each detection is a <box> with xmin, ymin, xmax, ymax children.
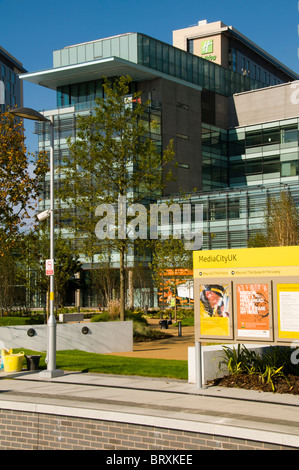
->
<box><xmin>178</xmin><ymin>320</ymin><xmax>182</xmax><ymax>337</ymax></box>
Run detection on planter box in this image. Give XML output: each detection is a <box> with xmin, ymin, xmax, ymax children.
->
<box><xmin>59</xmin><ymin>313</ymin><xmax>84</xmax><ymax>323</ymax></box>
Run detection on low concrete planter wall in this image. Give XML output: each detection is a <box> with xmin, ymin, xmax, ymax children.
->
<box><xmin>58</xmin><ymin>313</ymin><xmax>84</xmax><ymax>323</ymax></box>
<box><xmin>188</xmin><ymin>344</ymin><xmax>270</xmax><ymax>384</ymax></box>
<box><xmin>0</xmin><ymin>321</ymin><xmax>133</xmax><ymax>355</ymax></box>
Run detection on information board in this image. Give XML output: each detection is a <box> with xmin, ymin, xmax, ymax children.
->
<box><xmin>277</xmin><ymin>283</ymin><xmax>299</xmax><ymax>340</ymax></box>
<box><xmin>193</xmin><ymin>246</ymin><xmax>299</xmax><ymax>345</ymax></box>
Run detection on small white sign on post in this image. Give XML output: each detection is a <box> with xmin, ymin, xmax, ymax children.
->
<box><xmin>46</xmin><ymin>259</ymin><xmax>54</xmax><ymax>276</ymax></box>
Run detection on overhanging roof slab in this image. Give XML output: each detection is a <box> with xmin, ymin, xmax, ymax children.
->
<box><xmin>20</xmin><ymin>57</ymin><xmax>202</xmax><ymax>92</ymax></box>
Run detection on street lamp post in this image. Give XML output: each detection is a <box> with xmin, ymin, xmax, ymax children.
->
<box><xmin>10</xmin><ymin>107</ymin><xmax>63</xmax><ymax>378</ymax></box>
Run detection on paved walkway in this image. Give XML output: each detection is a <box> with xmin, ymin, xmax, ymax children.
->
<box><xmin>108</xmin><ymin>319</ymin><xmax>194</xmax><ymax>360</ymax></box>
<box><xmin>0</xmin><ymin>320</ymin><xmax>299</xmax><ymax>449</ymax></box>
<box><xmin>0</xmin><ymin>368</ymin><xmax>299</xmax><ymax>449</ymax></box>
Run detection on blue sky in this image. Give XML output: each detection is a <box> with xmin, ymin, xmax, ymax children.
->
<box><xmin>1</xmin><ymin>0</ymin><xmax>299</xmax><ymax>152</ymax></box>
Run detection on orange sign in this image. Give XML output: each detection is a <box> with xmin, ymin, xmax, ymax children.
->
<box><xmin>236</xmin><ymin>284</ymin><xmax>270</xmax><ymax>338</ymax></box>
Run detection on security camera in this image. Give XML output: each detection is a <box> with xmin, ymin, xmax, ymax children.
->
<box><xmin>37</xmin><ymin>209</ymin><xmax>50</xmax><ymax>221</ymax></box>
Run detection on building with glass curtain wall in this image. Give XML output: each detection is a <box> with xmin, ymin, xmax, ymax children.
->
<box><xmin>19</xmin><ymin>22</ymin><xmax>299</xmax><ymax>306</ymax></box>
<box><xmin>0</xmin><ymin>45</ymin><xmax>26</xmax><ymax>112</ymax></box>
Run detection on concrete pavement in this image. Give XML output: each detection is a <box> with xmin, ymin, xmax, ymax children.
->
<box><xmin>0</xmin><ymin>368</ymin><xmax>299</xmax><ymax>449</ymax></box>
<box><xmin>1</xmin><ymin>320</ymin><xmax>299</xmax><ymax>449</ymax></box>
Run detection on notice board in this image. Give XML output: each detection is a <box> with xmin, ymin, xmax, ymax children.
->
<box><xmin>193</xmin><ymin>246</ymin><xmax>299</xmax><ymax>345</ymax></box>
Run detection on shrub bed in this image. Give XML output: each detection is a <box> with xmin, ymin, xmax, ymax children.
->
<box><xmin>209</xmin><ymin>344</ymin><xmax>299</xmax><ymax>394</ymax></box>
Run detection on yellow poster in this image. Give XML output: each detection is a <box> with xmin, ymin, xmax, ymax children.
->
<box><xmin>199</xmin><ymin>284</ymin><xmax>230</xmax><ymax>337</ymax></box>
<box><xmin>277</xmin><ymin>284</ymin><xmax>299</xmax><ymax>339</ymax></box>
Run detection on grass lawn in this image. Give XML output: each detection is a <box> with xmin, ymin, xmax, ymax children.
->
<box><xmin>15</xmin><ymin>349</ymin><xmax>188</xmax><ymax>380</ymax></box>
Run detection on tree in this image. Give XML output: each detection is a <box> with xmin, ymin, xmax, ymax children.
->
<box><xmin>21</xmin><ymin>229</ymin><xmax>82</xmax><ymax>313</ymax></box>
<box><xmin>58</xmin><ymin>76</ymin><xmax>175</xmax><ymax>320</ymax></box>
<box><xmin>248</xmin><ymin>191</ymin><xmax>299</xmax><ymax>247</ymax></box>
<box><xmin>150</xmin><ymin>237</ymin><xmax>193</xmax><ymax>321</ymax></box>
<box><xmin>0</xmin><ymin>242</ymin><xmax>27</xmax><ymax>315</ymax></box>
<box><xmin>0</xmin><ymin>110</ymin><xmax>48</xmax><ymax>254</ymax></box>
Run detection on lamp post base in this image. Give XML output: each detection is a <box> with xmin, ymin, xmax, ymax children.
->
<box><xmin>39</xmin><ymin>369</ymin><xmax>64</xmax><ymax>379</ymax></box>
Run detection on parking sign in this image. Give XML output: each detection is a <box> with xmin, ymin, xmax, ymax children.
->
<box><xmin>46</xmin><ymin>259</ymin><xmax>54</xmax><ymax>275</ymax></box>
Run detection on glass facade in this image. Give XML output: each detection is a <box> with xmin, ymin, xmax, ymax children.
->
<box><xmin>0</xmin><ymin>60</ymin><xmax>19</xmax><ymax>111</ymax></box>
<box><xmin>136</xmin><ymin>34</ymin><xmax>266</xmax><ymax>97</ymax></box>
<box><xmin>229</xmin><ymin>119</ymin><xmax>299</xmax><ymax>188</ymax></box>
<box><xmin>0</xmin><ymin>47</ymin><xmax>25</xmax><ymax>112</ymax></box>
<box><xmin>201</xmin><ymin>124</ymin><xmax>228</xmax><ymax>191</ymax></box>
<box><xmin>57</xmin><ymin>78</ymin><xmax>138</xmax><ymax>110</ymax></box>
<box><xmin>166</xmin><ymin>117</ymin><xmax>299</xmax><ymax>250</ymax></box>
<box><xmin>53</xmin><ymin>33</ymin><xmax>268</xmax><ymax>99</ymax></box>
<box><xmin>169</xmin><ymin>183</ymin><xmax>299</xmax><ymax>250</ymax></box>
<box><xmin>199</xmin><ymin>118</ymin><xmax>299</xmax><ymax>194</ymax></box>
<box><xmin>35</xmin><ymin>91</ymin><xmax>162</xmax><ymax>267</ymax></box>
<box><xmin>30</xmin><ymin>29</ymin><xmax>299</xmax><ymax>307</ymax></box>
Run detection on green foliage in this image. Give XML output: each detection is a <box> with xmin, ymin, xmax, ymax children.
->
<box><xmin>0</xmin><ymin>110</ymin><xmax>48</xmax><ymax>252</ymax></box>
<box><xmin>149</xmin><ymin>237</ymin><xmax>193</xmax><ymax>321</ymax></box>
<box><xmin>91</xmin><ymin>309</ymin><xmax>148</xmax><ymax>324</ymax></box>
<box><xmin>248</xmin><ymin>191</ymin><xmax>299</xmax><ymax>247</ymax></box>
<box><xmin>14</xmin><ymin>348</ymin><xmax>188</xmax><ymax>380</ymax></box>
<box><xmin>132</xmin><ymin>321</ymin><xmax>171</xmax><ymax>342</ymax></box>
<box><xmin>149</xmin><ymin>308</ymin><xmax>194</xmax><ymax>320</ymax></box>
<box><xmin>0</xmin><ymin>315</ymin><xmax>44</xmax><ymax>326</ymax></box>
<box><xmin>21</xmin><ymin>230</ymin><xmax>82</xmax><ymax>309</ymax></box>
<box><xmin>90</xmin><ymin>313</ymin><xmax>108</xmax><ymax>322</ymax></box>
<box><xmin>219</xmin><ymin>344</ymin><xmax>299</xmax><ymax>392</ymax></box>
<box><xmin>90</xmin><ymin>309</ymin><xmax>172</xmax><ymax>341</ymax></box>
<box><xmin>0</xmin><ymin>243</ymin><xmax>27</xmax><ymax>314</ymax></box>
<box><xmin>58</xmin><ymin>76</ymin><xmax>175</xmax><ymax>320</ymax></box>
<box><xmin>260</xmin><ymin>365</ymin><xmax>288</xmax><ymax>392</ymax></box>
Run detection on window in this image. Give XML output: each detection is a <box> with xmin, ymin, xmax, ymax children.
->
<box><xmin>281</xmin><ymin>160</ymin><xmax>299</xmax><ymax>177</ymax></box>
<box><xmin>263</xmin><ymin>155</ymin><xmax>280</xmax><ymax>174</ymax></box>
<box><xmin>245</xmin><ymin>157</ymin><xmax>263</xmax><ymax>174</ymax></box>
<box><xmin>209</xmin><ymin>200</ymin><xmax>227</xmax><ymax>220</ymax></box>
<box><xmin>281</xmin><ymin>126</ymin><xmax>298</xmax><ymax>144</ymax></box>
<box><xmin>246</xmin><ymin>130</ymin><xmax>262</xmax><ymax>147</ymax></box>
<box><xmin>228</xmin><ymin>197</ymin><xmax>240</xmax><ymax>219</ymax></box>
<box><xmin>187</xmin><ymin>39</ymin><xmax>194</xmax><ymax>54</ymax></box>
<box><xmin>262</xmin><ymin>128</ymin><xmax>280</xmax><ymax>145</ymax></box>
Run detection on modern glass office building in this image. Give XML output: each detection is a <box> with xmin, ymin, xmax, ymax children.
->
<box><xmin>20</xmin><ymin>21</ymin><xmax>299</xmax><ymax>307</ymax></box>
<box><xmin>0</xmin><ymin>45</ymin><xmax>26</xmax><ymax>111</ymax></box>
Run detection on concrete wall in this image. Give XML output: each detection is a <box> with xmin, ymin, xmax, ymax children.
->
<box><xmin>0</xmin><ymin>321</ymin><xmax>133</xmax><ymax>354</ymax></box>
<box><xmin>138</xmin><ymin>77</ymin><xmax>202</xmax><ymax>195</ymax></box>
<box><xmin>229</xmin><ymin>82</ymin><xmax>299</xmax><ymax>127</ymax></box>
<box><xmin>0</xmin><ymin>407</ymin><xmax>292</xmax><ymax>450</ymax></box>
<box><xmin>188</xmin><ymin>344</ymin><xmax>270</xmax><ymax>384</ymax></box>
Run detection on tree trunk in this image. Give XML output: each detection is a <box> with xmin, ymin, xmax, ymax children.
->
<box><xmin>128</xmin><ymin>268</ymin><xmax>134</xmax><ymax>310</ymax></box>
<box><xmin>119</xmin><ymin>244</ymin><xmax>125</xmax><ymax>321</ymax></box>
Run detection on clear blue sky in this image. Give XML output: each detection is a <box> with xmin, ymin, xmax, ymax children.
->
<box><xmin>1</xmin><ymin>0</ymin><xmax>299</xmax><ymax>152</ymax></box>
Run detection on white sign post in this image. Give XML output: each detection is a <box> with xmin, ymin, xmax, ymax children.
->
<box><xmin>46</xmin><ymin>259</ymin><xmax>54</xmax><ymax>276</ymax></box>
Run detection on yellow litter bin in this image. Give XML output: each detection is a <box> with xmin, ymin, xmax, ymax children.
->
<box><xmin>3</xmin><ymin>352</ymin><xmax>24</xmax><ymax>372</ymax></box>
<box><xmin>1</xmin><ymin>348</ymin><xmax>13</xmax><ymax>356</ymax></box>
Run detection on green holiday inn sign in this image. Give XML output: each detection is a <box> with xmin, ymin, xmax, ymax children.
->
<box><xmin>201</xmin><ymin>39</ymin><xmax>217</xmax><ymax>61</ymax></box>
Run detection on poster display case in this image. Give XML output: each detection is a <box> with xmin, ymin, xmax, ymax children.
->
<box><xmin>234</xmin><ymin>280</ymin><xmax>273</xmax><ymax>341</ymax></box>
<box><xmin>193</xmin><ymin>246</ymin><xmax>299</xmax><ymax>345</ymax></box>
<box><xmin>194</xmin><ymin>279</ymin><xmax>233</xmax><ymax>340</ymax></box>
